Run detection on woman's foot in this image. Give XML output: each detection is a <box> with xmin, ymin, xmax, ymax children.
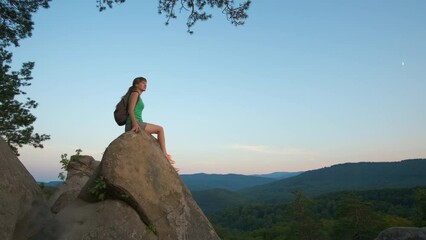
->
<box><xmin>166</xmin><ymin>154</ymin><xmax>175</xmax><ymax>164</ymax></box>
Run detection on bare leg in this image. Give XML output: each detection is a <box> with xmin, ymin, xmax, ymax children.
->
<box><xmin>144</xmin><ymin>123</ymin><xmax>167</xmax><ymax>155</ymax></box>
<box><xmin>144</xmin><ymin>123</ymin><xmax>177</xmax><ymax>170</ymax></box>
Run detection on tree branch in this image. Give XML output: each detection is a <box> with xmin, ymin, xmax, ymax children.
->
<box><xmin>97</xmin><ymin>0</ymin><xmax>251</xmax><ymax>34</ymax></box>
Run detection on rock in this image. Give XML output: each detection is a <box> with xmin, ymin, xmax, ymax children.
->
<box><xmin>375</xmin><ymin>227</ymin><xmax>426</xmax><ymax>240</ymax></box>
<box><xmin>78</xmin><ymin>165</ymin><xmax>102</xmax><ymax>203</ymax></box>
<box><xmin>98</xmin><ymin>131</ymin><xmax>220</xmax><ymax>240</ymax></box>
<box><xmin>2</xmin><ymin>130</ymin><xmax>220</xmax><ymax>239</ymax></box>
<box><xmin>0</xmin><ymin>137</ymin><xmax>52</xmax><ymax>240</ymax></box>
<box><xmin>33</xmin><ymin>199</ymin><xmax>158</xmax><ymax>240</ymax></box>
<box><xmin>48</xmin><ymin>155</ymin><xmax>99</xmax><ymax>213</ymax></box>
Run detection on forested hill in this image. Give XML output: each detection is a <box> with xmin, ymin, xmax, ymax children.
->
<box><xmin>241</xmin><ymin>159</ymin><xmax>426</xmax><ymax>204</ymax></box>
<box><xmin>181</xmin><ymin>173</ymin><xmax>277</xmax><ymax>191</ymax></box>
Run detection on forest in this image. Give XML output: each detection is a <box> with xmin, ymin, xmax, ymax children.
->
<box><xmin>209</xmin><ymin>187</ymin><xmax>426</xmax><ymax>240</ymax></box>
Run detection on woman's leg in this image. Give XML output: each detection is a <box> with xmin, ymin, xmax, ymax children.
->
<box><xmin>144</xmin><ymin>123</ymin><xmax>168</xmax><ymax>155</ymax></box>
<box><xmin>144</xmin><ymin>123</ymin><xmax>177</xmax><ymax>168</ymax></box>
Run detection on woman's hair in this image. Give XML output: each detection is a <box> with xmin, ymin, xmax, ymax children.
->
<box><xmin>127</xmin><ymin>77</ymin><xmax>147</xmax><ymax>95</ymax></box>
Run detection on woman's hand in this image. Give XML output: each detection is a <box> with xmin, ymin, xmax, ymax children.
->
<box><xmin>131</xmin><ymin>122</ymin><xmax>140</xmax><ymax>132</ymax></box>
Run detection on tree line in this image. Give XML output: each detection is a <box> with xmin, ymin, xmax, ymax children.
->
<box><xmin>209</xmin><ymin>187</ymin><xmax>426</xmax><ymax>240</ymax></box>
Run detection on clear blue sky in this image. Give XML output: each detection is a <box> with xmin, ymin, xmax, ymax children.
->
<box><xmin>11</xmin><ymin>0</ymin><xmax>426</xmax><ymax>182</ymax></box>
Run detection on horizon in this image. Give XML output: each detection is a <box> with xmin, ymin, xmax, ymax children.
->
<box><xmin>9</xmin><ymin>1</ymin><xmax>426</xmax><ymax>182</ymax></box>
<box><xmin>34</xmin><ymin>158</ymin><xmax>425</xmax><ymax>183</ymax></box>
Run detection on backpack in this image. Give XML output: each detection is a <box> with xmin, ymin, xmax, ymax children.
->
<box><xmin>114</xmin><ymin>91</ymin><xmax>139</xmax><ymax>126</ymax></box>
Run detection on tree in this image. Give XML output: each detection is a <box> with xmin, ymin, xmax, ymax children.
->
<box><xmin>97</xmin><ymin>0</ymin><xmax>251</xmax><ymax>34</ymax></box>
<box><xmin>333</xmin><ymin>194</ymin><xmax>379</xmax><ymax>240</ymax></box>
<box><xmin>0</xmin><ymin>0</ymin><xmax>51</xmax><ymax>155</ymax></box>
<box><xmin>0</xmin><ymin>52</ymin><xmax>50</xmax><ymax>155</ymax></box>
<box><xmin>0</xmin><ymin>0</ymin><xmax>50</xmax><ymax>47</ymax></box>
<box><xmin>414</xmin><ymin>188</ymin><xmax>426</xmax><ymax>226</ymax></box>
<box><xmin>285</xmin><ymin>190</ymin><xmax>325</xmax><ymax>240</ymax></box>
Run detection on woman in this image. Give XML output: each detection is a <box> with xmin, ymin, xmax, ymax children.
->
<box><xmin>125</xmin><ymin>77</ymin><xmax>177</xmax><ymax>170</ymax></box>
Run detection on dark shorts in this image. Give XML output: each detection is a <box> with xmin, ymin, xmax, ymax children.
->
<box><xmin>125</xmin><ymin>121</ymin><xmax>147</xmax><ymax>132</ymax></box>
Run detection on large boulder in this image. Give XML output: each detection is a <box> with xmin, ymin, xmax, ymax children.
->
<box><xmin>375</xmin><ymin>227</ymin><xmax>426</xmax><ymax>240</ymax></box>
<box><xmin>48</xmin><ymin>155</ymin><xmax>99</xmax><ymax>213</ymax></box>
<box><xmin>96</xmin><ymin>131</ymin><xmax>220</xmax><ymax>240</ymax></box>
<box><xmin>1</xmin><ymin>130</ymin><xmax>220</xmax><ymax>239</ymax></box>
<box><xmin>33</xmin><ymin>199</ymin><xmax>158</xmax><ymax>240</ymax></box>
<box><xmin>0</xmin><ymin>138</ymin><xmax>52</xmax><ymax>240</ymax></box>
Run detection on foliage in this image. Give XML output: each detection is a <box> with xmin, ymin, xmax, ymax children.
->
<box><xmin>414</xmin><ymin>188</ymin><xmax>426</xmax><ymax>225</ymax></box>
<box><xmin>212</xmin><ymin>205</ymin><xmax>282</xmax><ymax>231</ymax></box>
<box><xmin>0</xmin><ymin>0</ymin><xmax>51</xmax><ymax>48</ymax></box>
<box><xmin>209</xmin><ymin>187</ymin><xmax>425</xmax><ymax>240</ymax></box>
<box><xmin>75</xmin><ymin>148</ymin><xmax>82</xmax><ymax>155</ymax></box>
<box><xmin>57</xmin><ymin>172</ymin><xmax>66</xmax><ymax>182</ymax></box>
<box><xmin>332</xmin><ymin>194</ymin><xmax>379</xmax><ymax>240</ymax></box>
<box><xmin>0</xmin><ymin>0</ymin><xmax>51</xmax><ymax>155</ymax></box>
<box><xmin>57</xmin><ymin>149</ymin><xmax>82</xmax><ymax>181</ymax></box>
<box><xmin>38</xmin><ymin>182</ymin><xmax>56</xmax><ymax>199</ymax></box>
<box><xmin>120</xmin><ymin>192</ymin><xmax>130</xmax><ymax>200</ymax></box>
<box><xmin>89</xmin><ymin>176</ymin><xmax>107</xmax><ymax>201</ymax></box>
<box><xmin>285</xmin><ymin>190</ymin><xmax>325</xmax><ymax>240</ymax></box>
<box><xmin>315</xmin><ymin>187</ymin><xmax>421</xmax><ymax>219</ymax></box>
<box><xmin>147</xmin><ymin>224</ymin><xmax>157</xmax><ymax>234</ymax></box>
<box><xmin>0</xmin><ymin>50</ymin><xmax>50</xmax><ymax>155</ymax></box>
<box><xmin>192</xmin><ymin>189</ymin><xmax>248</xmax><ymax>214</ymax></box>
<box><xmin>191</xmin><ymin>160</ymin><xmax>426</xmax><ymax>214</ymax></box>
<box><xmin>96</xmin><ymin>0</ymin><xmax>251</xmax><ymax>34</ymax></box>
<box><xmin>182</xmin><ymin>173</ymin><xmax>276</xmax><ymax>192</ymax></box>
<box><xmin>240</xmin><ymin>159</ymin><xmax>426</xmax><ymax>204</ymax></box>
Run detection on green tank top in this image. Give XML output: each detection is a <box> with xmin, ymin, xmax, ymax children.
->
<box><xmin>126</xmin><ymin>94</ymin><xmax>144</xmax><ymax>124</ymax></box>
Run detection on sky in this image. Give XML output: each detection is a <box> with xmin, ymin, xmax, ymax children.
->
<box><xmin>9</xmin><ymin>0</ymin><xmax>426</xmax><ymax>182</ymax></box>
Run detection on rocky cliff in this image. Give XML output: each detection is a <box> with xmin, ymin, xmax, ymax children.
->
<box><xmin>0</xmin><ymin>138</ymin><xmax>52</xmax><ymax>240</ymax></box>
<box><xmin>375</xmin><ymin>227</ymin><xmax>426</xmax><ymax>240</ymax></box>
<box><xmin>0</xmin><ymin>130</ymin><xmax>220</xmax><ymax>240</ymax></box>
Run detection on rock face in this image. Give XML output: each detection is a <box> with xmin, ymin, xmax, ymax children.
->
<box><xmin>375</xmin><ymin>227</ymin><xmax>426</xmax><ymax>240</ymax></box>
<box><xmin>33</xmin><ymin>199</ymin><xmax>157</xmax><ymax>240</ymax></box>
<box><xmin>48</xmin><ymin>155</ymin><xmax>99</xmax><ymax>213</ymax></box>
<box><xmin>1</xmin><ymin>131</ymin><xmax>220</xmax><ymax>240</ymax></box>
<box><xmin>98</xmin><ymin>131</ymin><xmax>220</xmax><ymax>240</ymax></box>
<box><xmin>0</xmin><ymin>138</ymin><xmax>52</xmax><ymax>240</ymax></box>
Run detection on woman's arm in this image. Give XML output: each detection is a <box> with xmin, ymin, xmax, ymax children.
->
<box><xmin>128</xmin><ymin>92</ymin><xmax>140</xmax><ymax>132</ymax></box>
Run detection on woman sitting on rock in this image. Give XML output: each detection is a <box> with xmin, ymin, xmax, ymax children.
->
<box><xmin>125</xmin><ymin>76</ymin><xmax>178</xmax><ymax>171</ymax></box>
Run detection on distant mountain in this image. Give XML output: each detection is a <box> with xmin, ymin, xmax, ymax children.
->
<box><xmin>252</xmin><ymin>172</ymin><xmax>303</xmax><ymax>179</ymax></box>
<box><xmin>38</xmin><ymin>181</ymin><xmax>63</xmax><ymax>188</ymax></box>
<box><xmin>241</xmin><ymin>159</ymin><xmax>426</xmax><ymax>204</ymax></box>
<box><xmin>180</xmin><ymin>173</ymin><xmax>276</xmax><ymax>191</ymax></box>
<box><xmin>191</xmin><ymin>189</ymin><xmax>248</xmax><ymax>214</ymax></box>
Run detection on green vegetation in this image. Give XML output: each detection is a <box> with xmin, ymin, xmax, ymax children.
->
<box><xmin>89</xmin><ymin>176</ymin><xmax>107</xmax><ymax>201</ymax></box>
<box><xmin>147</xmin><ymin>224</ymin><xmax>157</xmax><ymax>235</ymax></box>
<box><xmin>38</xmin><ymin>182</ymin><xmax>56</xmax><ymax>199</ymax></box>
<box><xmin>208</xmin><ymin>187</ymin><xmax>425</xmax><ymax>240</ymax></box>
<box><xmin>120</xmin><ymin>193</ymin><xmax>130</xmax><ymax>200</ymax></box>
<box><xmin>414</xmin><ymin>188</ymin><xmax>426</xmax><ymax>226</ymax></box>
<box><xmin>181</xmin><ymin>173</ymin><xmax>277</xmax><ymax>191</ymax></box>
<box><xmin>58</xmin><ymin>149</ymin><xmax>82</xmax><ymax>181</ymax></box>
<box><xmin>192</xmin><ymin>189</ymin><xmax>249</xmax><ymax>214</ymax></box>
<box><xmin>0</xmin><ymin>1</ymin><xmax>51</xmax><ymax>155</ymax></box>
<box><xmin>240</xmin><ymin>159</ymin><xmax>426</xmax><ymax>204</ymax></box>
<box><xmin>98</xmin><ymin>0</ymin><xmax>251</xmax><ymax>34</ymax></box>
<box><xmin>190</xmin><ymin>159</ymin><xmax>426</xmax><ymax>214</ymax></box>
